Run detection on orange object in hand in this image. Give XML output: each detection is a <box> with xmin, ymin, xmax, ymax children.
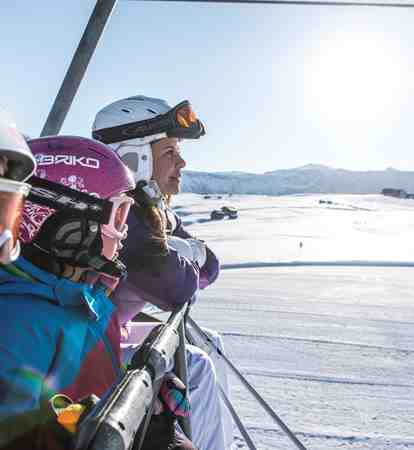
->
<box><xmin>57</xmin><ymin>403</ymin><xmax>86</xmax><ymax>434</ymax></box>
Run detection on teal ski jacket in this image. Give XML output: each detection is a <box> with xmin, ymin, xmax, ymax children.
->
<box><xmin>0</xmin><ymin>257</ymin><xmax>122</xmax><ymax>424</ymax></box>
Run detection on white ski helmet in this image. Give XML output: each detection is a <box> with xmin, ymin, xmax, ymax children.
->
<box><xmin>0</xmin><ymin>108</ymin><xmax>36</xmax><ymax>181</ymax></box>
<box><xmin>92</xmin><ymin>95</ymin><xmax>205</xmax><ymax>185</ymax></box>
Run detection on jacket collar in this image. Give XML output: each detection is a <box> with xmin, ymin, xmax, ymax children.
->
<box><xmin>0</xmin><ymin>257</ymin><xmax>114</xmax><ymax>321</ymax></box>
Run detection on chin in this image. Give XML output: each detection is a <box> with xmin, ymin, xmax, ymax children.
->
<box><xmin>165</xmin><ymin>182</ymin><xmax>181</xmax><ymax>196</ymax></box>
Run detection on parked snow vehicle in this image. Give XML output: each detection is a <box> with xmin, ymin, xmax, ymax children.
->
<box><xmin>221</xmin><ymin>205</ymin><xmax>238</xmax><ymax>219</ymax></box>
<box><xmin>211</xmin><ymin>206</ymin><xmax>238</xmax><ymax>220</ymax></box>
<box><xmin>211</xmin><ymin>209</ymin><xmax>225</xmax><ymax>220</ymax></box>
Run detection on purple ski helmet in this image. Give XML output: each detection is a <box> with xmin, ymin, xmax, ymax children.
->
<box><xmin>20</xmin><ymin>135</ymin><xmax>135</xmax><ymax>245</ymax></box>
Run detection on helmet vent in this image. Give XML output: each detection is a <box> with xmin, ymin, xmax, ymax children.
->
<box><xmin>146</xmin><ymin>108</ymin><xmax>157</xmax><ymax>115</ymax></box>
<box><xmin>121</xmin><ymin>153</ymin><xmax>139</xmax><ymax>172</ymax></box>
<box><xmin>121</xmin><ymin>108</ymin><xmax>131</xmax><ymax>114</ymax></box>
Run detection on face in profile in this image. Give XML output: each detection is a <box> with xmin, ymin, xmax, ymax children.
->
<box><xmin>151</xmin><ymin>138</ymin><xmax>186</xmax><ymax>196</ymax></box>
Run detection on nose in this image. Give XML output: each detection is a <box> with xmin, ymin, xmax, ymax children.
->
<box><xmin>176</xmin><ymin>153</ymin><xmax>186</xmax><ymax>169</ymax></box>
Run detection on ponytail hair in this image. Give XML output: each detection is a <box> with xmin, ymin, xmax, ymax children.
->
<box><xmin>130</xmin><ymin>188</ymin><xmax>169</xmax><ymax>272</ymax></box>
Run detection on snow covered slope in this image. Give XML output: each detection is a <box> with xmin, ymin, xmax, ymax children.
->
<box><xmin>181</xmin><ymin>166</ymin><xmax>414</xmax><ymax>196</ymax></box>
<box><xmin>174</xmin><ymin>193</ymin><xmax>414</xmax><ymax>450</ymax></box>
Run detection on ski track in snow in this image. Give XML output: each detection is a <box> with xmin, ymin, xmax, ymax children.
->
<box><xmin>240</xmin><ymin>368</ymin><xmax>414</xmax><ymax>388</ymax></box>
<box><xmin>221</xmin><ymin>260</ymin><xmax>414</xmax><ymax>269</ymax></box>
<box><xmin>242</xmin><ymin>426</ymin><xmax>414</xmax><ymax>446</ymax></box>
<box><xmin>221</xmin><ymin>331</ymin><xmax>414</xmax><ymax>355</ymax></box>
<box><xmin>200</xmin><ymin>304</ymin><xmax>414</xmax><ymax>326</ymax></box>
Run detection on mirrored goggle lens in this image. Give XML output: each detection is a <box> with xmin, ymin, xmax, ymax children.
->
<box><xmin>113</xmin><ymin>199</ymin><xmax>132</xmax><ymax>232</ymax></box>
<box><xmin>103</xmin><ymin>195</ymin><xmax>134</xmax><ymax>239</ymax></box>
<box><xmin>175</xmin><ymin>104</ymin><xmax>198</xmax><ymax>129</ymax></box>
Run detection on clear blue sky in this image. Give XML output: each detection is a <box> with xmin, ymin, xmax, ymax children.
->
<box><xmin>2</xmin><ymin>0</ymin><xmax>414</xmax><ymax>173</ymax></box>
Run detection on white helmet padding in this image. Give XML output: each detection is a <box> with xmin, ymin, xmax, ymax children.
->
<box><xmin>0</xmin><ymin>108</ymin><xmax>36</xmax><ymax>181</ymax></box>
<box><xmin>92</xmin><ymin>96</ymin><xmax>172</xmax><ymax>183</ymax></box>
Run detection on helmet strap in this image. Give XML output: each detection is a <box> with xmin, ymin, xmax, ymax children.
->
<box><xmin>132</xmin><ymin>180</ymin><xmax>165</xmax><ymax>209</ymax></box>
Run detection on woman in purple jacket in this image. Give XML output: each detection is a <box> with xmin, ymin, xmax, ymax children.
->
<box><xmin>92</xmin><ymin>95</ymin><xmax>217</xmax><ymax>317</ymax></box>
<box><xmin>93</xmin><ymin>96</ymin><xmax>233</xmax><ymax>450</ymax></box>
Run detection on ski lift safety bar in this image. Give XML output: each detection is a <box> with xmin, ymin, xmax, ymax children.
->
<box><xmin>73</xmin><ymin>301</ymin><xmax>191</xmax><ymax>450</ymax></box>
<box><xmin>42</xmin><ymin>0</ymin><xmax>414</xmax><ymax>137</ymax></box>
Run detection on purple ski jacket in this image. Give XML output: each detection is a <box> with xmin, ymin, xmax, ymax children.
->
<box><xmin>112</xmin><ymin>207</ymin><xmax>219</xmax><ymax>323</ymax></box>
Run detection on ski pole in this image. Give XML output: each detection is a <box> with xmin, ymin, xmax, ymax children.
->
<box><xmin>187</xmin><ymin>316</ymin><xmax>308</xmax><ymax>450</ymax></box>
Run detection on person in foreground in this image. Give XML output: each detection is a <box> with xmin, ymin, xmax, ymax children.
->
<box><xmin>93</xmin><ymin>95</ymin><xmax>234</xmax><ymax>450</ymax></box>
<box><xmin>0</xmin><ymin>107</ymin><xmax>36</xmax><ymax>264</ymax></box>
<box><xmin>0</xmin><ymin>135</ymin><xmax>135</xmax><ymax>448</ymax></box>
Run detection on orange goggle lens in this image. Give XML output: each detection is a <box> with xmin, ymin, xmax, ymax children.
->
<box><xmin>176</xmin><ymin>105</ymin><xmax>198</xmax><ymax>128</ymax></box>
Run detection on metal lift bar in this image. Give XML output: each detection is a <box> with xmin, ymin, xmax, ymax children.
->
<box><xmin>41</xmin><ymin>0</ymin><xmax>118</xmax><ymax>137</ymax></box>
<box><xmin>187</xmin><ymin>316</ymin><xmax>308</xmax><ymax>450</ymax></box>
<box><xmin>218</xmin><ymin>385</ymin><xmax>258</xmax><ymax>450</ymax></box>
<box><xmin>185</xmin><ymin>326</ymin><xmax>257</xmax><ymax>449</ymax></box>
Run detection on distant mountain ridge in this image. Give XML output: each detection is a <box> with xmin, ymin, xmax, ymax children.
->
<box><xmin>181</xmin><ymin>165</ymin><xmax>414</xmax><ymax>195</ymax></box>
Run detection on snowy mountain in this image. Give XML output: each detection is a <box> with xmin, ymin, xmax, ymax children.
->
<box><xmin>181</xmin><ymin>165</ymin><xmax>414</xmax><ymax>195</ymax></box>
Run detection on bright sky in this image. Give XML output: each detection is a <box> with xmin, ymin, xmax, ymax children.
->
<box><xmin>2</xmin><ymin>0</ymin><xmax>414</xmax><ymax>173</ymax></box>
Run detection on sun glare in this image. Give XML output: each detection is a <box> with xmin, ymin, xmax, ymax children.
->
<box><xmin>305</xmin><ymin>30</ymin><xmax>407</xmax><ymax>133</ymax></box>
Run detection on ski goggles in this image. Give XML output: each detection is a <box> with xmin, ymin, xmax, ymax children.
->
<box><xmin>28</xmin><ymin>176</ymin><xmax>113</xmax><ymax>223</ymax></box>
<box><xmin>101</xmin><ymin>194</ymin><xmax>134</xmax><ymax>240</ymax></box>
<box><xmin>93</xmin><ymin>100</ymin><xmax>206</xmax><ymax>144</ymax></box>
<box><xmin>28</xmin><ymin>176</ymin><xmax>133</xmax><ymax>239</ymax></box>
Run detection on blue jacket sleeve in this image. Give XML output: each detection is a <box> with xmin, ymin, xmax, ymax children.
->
<box><xmin>0</xmin><ymin>297</ymin><xmax>57</xmax><ymax>445</ymax></box>
<box><xmin>172</xmin><ymin>212</ymin><xmax>220</xmax><ymax>288</ymax></box>
<box><xmin>0</xmin><ymin>299</ymin><xmax>56</xmax><ymax>419</ymax></box>
<box><xmin>117</xmin><ymin>212</ymin><xmax>200</xmax><ymax>314</ymax></box>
